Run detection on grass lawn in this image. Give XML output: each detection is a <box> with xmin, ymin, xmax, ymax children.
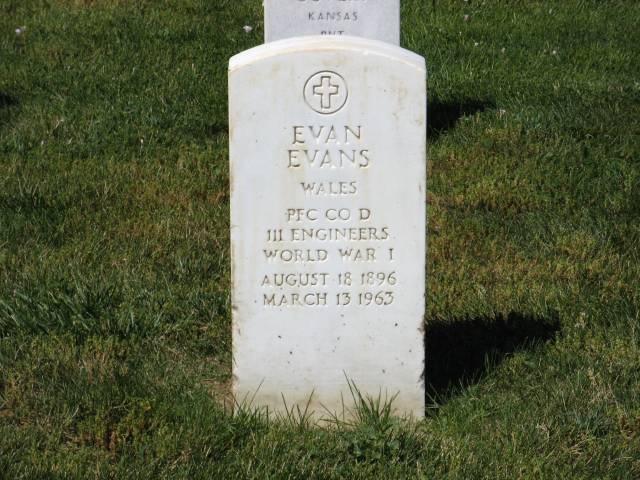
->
<box><xmin>1</xmin><ymin>0</ymin><xmax>639</xmax><ymax>478</ymax></box>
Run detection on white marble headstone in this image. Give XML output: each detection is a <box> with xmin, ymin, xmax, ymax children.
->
<box><xmin>264</xmin><ymin>0</ymin><xmax>400</xmax><ymax>45</ymax></box>
<box><xmin>229</xmin><ymin>36</ymin><xmax>426</xmax><ymax>420</ymax></box>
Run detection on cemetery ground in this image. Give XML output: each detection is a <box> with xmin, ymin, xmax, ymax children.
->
<box><xmin>0</xmin><ymin>0</ymin><xmax>638</xmax><ymax>478</ymax></box>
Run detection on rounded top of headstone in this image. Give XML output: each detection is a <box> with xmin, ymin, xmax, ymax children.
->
<box><xmin>229</xmin><ymin>35</ymin><xmax>426</xmax><ymax>74</ymax></box>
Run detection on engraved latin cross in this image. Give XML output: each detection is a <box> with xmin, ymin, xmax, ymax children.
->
<box><xmin>313</xmin><ymin>75</ymin><xmax>340</xmax><ymax>110</ymax></box>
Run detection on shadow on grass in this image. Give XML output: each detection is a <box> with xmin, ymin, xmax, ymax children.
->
<box><xmin>204</xmin><ymin>120</ymin><xmax>228</xmax><ymax>138</ymax></box>
<box><xmin>428</xmin><ymin>99</ymin><xmax>494</xmax><ymax>139</ymax></box>
<box><xmin>424</xmin><ymin>312</ymin><xmax>560</xmax><ymax>403</ymax></box>
<box><xmin>0</xmin><ymin>92</ymin><xmax>18</xmax><ymax>129</ymax></box>
<box><xmin>0</xmin><ymin>92</ymin><xmax>16</xmax><ymax>106</ymax></box>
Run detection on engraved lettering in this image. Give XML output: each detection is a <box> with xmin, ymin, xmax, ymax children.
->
<box><xmin>345</xmin><ymin>125</ymin><xmax>361</xmax><ymax>142</ymax></box>
<box><xmin>264</xmin><ymin>292</ymin><xmax>328</xmax><ymax>307</ymax></box>
<box><xmin>288</xmin><ymin>226</ymin><xmax>390</xmax><ymax>242</ymax></box>
<box><xmin>261</xmin><ymin>273</ymin><xmax>330</xmax><ymax>288</ymax></box>
<box><xmin>288</xmin><ymin>150</ymin><xmax>301</xmax><ymax>168</ymax></box>
<box><xmin>293</xmin><ymin>125</ymin><xmax>363</xmax><ymax>146</ymax></box>
<box><xmin>359</xmin><ymin>149</ymin><xmax>370</xmax><ymax>167</ymax></box>
<box><xmin>266</xmin><ymin>229</ymin><xmax>284</xmax><ymax>242</ymax></box>
<box><xmin>339</xmin><ymin>150</ymin><xmax>356</xmax><ymax>165</ymax></box>
<box><xmin>293</xmin><ymin>126</ymin><xmax>305</xmax><ymax>145</ymax></box>
<box><xmin>338</xmin><ymin>248</ymin><xmax>377</xmax><ymax>262</ymax></box>
<box><xmin>300</xmin><ymin>181</ymin><xmax>358</xmax><ymax>196</ymax></box>
<box><xmin>263</xmin><ymin>249</ymin><xmax>329</xmax><ymax>263</ymax></box>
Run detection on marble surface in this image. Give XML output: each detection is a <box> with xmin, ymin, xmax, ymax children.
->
<box><xmin>264</xmin><ymin>0</ymin><xmax>400</xmax><ymax>45</ymax></box>
<box><xmin>229</xmin><ymin>36</ymin><xmax>426</xmax><ymax>420</ymax></box>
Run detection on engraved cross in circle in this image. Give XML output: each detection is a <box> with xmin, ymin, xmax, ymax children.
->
<box><xmin>313</xmin><ymin>75</ymin><xmax>340</xmax><ymax>110</ymax></box>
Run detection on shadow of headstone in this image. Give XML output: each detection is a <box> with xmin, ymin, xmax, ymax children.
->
<box><xmin>428</xmin><ymin>99</ymin><xmax>494</xmax><ymax>139</ymax></box>
<box><xmin>424</xmin><ymin>312</ymin><xmax>561</xmax><ymax>404</ymax></box>
<box><xmin>0</xmin><ymin>92</ymin><xmax>18</xmax><ymax>130</ymax></box>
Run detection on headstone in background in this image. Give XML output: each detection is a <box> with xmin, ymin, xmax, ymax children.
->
<box><xmin>264</xmin><ymin>0</ymin><xmax>400</xmax><ymax>45</ymax></box>
<box><xmin>229</xmin><ymin>36</ymin><xmax>426</xmax><ymax>420</ymax></box>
